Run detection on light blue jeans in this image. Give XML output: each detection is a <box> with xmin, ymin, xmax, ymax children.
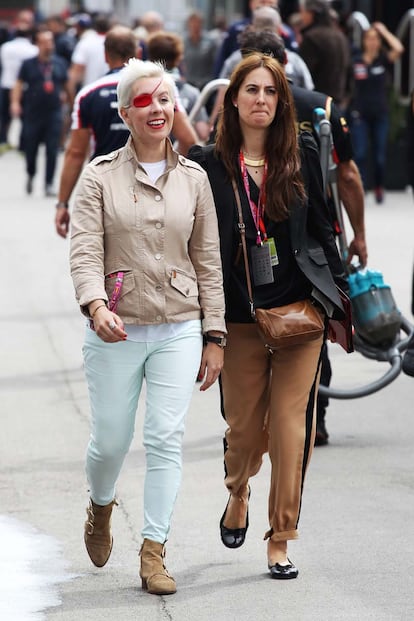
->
<box><xmin>82</xmin><ymin>321</ymin><xmax>203</xmax><ymax>543</ymax></box>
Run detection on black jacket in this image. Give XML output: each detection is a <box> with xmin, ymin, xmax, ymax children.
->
<box><xmin>299</xmin><ymin>23</ymin><xmax>352</xmax><ymax>107</ymax></box>
<box><xmin>188</xmin><ymin>133</ymin><xmax>347</xmax><ymax>321</ymax></box>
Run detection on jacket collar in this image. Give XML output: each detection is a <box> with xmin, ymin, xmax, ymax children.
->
<box><xmin>124</xmin><ymin>135</ymin><xmax>179</xmax><ymax>173</ymax></box>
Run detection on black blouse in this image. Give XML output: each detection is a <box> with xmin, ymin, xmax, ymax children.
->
<box><xmin>188</xmin><ymin>136</ymin><xmax>348</xmax><ymax>323</ymax></box>
<box><xmin>228</xmin><ymin>174</ymin><xmax>311</xmax><ymax>323</ymax></box>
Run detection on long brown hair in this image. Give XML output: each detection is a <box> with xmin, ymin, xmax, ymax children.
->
<box><xmin>215</xmin><ymin>53</ymin><xmax>305</xmax><ymax>221</ymax></box>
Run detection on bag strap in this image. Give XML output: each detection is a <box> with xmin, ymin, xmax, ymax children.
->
<box><xmin>231</xmin><ymin>178</ymin><xmax>255</xmax><ymax>319</ymax></box>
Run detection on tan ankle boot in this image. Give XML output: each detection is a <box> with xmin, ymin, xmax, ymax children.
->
<box><xmin>139</xmin><ymin>538</ymin><xmax>176</xmax><ymax>595</ymax></box>
<box><xmin>84</xmin><ymin>498</ymin><xmax>118</xmax><ymax>567</ymax></box>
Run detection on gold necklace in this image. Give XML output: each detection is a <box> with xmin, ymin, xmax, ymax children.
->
<box><xmin>243</xmin><ymin>155</ymin><xmax>265</xmax><ymax>167</ymax></box>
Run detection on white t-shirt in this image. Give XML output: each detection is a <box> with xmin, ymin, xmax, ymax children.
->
<box><xmin>0</xmin><ymin>37</ymin><xmax>38</xmax><ymax>88</ymax></box>
<box><xmin>71</xmin><ymin>30</ymin><xmax>108</xmax><ymax>86</ymax></box>
<box><xmin>140</xmin><ymin>159</ymin><xmax>166</xmax><ymax>184</ymax></box>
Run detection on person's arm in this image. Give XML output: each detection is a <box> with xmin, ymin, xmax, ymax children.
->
<box><xmin>327</xmin><ymin>101</ymin><xmax>367</xmax><ymax>266</ymax></box>
<box><xmin>188</xmin><ymin>170</ymin><xmax>226</xmax><ymax>391</ymax></box>
<box><xmin>372</xmin><ymin>22</ymin><xmax>404</xmax><ymax>62</ymax></box>
<box><xmin>194</xmin><ymin>120</ymin><xmax>211</xmax><ymax>142</ymax></box>
<box><xmin>55</xmin><ymin>128</ymin><xmax>90</xmax><ymax>238</ymax></box>
<box><xmin>67</xmin><ymin>62</ymin><xmax>85</xmax><ymax>102</ymax></box>
<box><xmin>208</xmin><ymin>85</ymin><xmax>226</xmax><ymax>133</ymax></box>
<box><xmin>337</xmin><ymin>159</ymin><xmax>368</xmax><ymax>267</ymax></box>
<box><xmin>9</xmin><ymin>79</ymin><xmax>24</xmax><ymax>118</ymax></box>
<box><xmin>172</xmin><ymin>108</ymin><xmax>198</xmax><ymax>155</ymax></box>
<box><xmin>62</xmin><ymin>77</ymin><xmax>74</xmax><ymax>111</ymax></box>
<box><xmin>70</xmin><ymin>165</ymin><xmax>127</xmax><ymax>342</ymax></box>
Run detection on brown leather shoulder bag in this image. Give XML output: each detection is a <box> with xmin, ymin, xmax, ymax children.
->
<box><xmin>231</xmin><ymin>179</ymin><xmax>324</xmax><ymax>352</ymax></box>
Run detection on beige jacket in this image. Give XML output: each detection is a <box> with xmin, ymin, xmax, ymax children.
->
<box><xmin>70</xmin><ymin>137</ymin><xmax>226</xmax><ymax>334</ymax></box>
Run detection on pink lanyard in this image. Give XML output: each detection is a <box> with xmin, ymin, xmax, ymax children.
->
<box><xmin>239</xmin><ymin>151</ymin><xmax>268</xmax><ymax>245</ymax></box>
<box><xmin>89</xmin><ymin>271</ymin><xmax>124</xmax><ymax>332</ymax></box>
<box><xmin>108</xmin><ymin>272</ymin><xmax>124</xmax><ymax>312</ymax></box>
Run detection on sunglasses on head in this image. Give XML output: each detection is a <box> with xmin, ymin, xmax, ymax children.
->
<box><xmin>131</xmin><ymin>79</ymin><xmax>163</xmax><ymax>108</ymax></box>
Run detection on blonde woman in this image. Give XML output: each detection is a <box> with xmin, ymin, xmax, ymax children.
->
<box><xmin>70</xmin><ymin>59</ymin><xmax>226</xmax><ymax>595</ymax></box>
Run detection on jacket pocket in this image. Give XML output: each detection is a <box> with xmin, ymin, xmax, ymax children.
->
<box><xmin>308</xmin><ymin>247</ymin><xmax>328</xmax><ymax>266</ymax></box>
<box><xmin>170</xmin><ymin>268</ymin><xmax>198</xmax><ymax>297</ymax></box>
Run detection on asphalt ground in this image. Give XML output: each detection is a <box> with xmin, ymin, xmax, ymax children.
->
<box><xmin>1</xmin><ymin>145</ymin><xmax>413</xmax><ymax>620</ymax></box>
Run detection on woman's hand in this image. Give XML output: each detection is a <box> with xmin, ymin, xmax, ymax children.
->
<box><xmin>198</xmin><ymin>343</ymin><xmax>224</xmax><ymax>391</ymax></box>
<box><xmin>92</xmin><ymin>305</ymin><xmax>127</xmax><ymax>342</ymax></box>
<box><xmin>372</xmin><ymin>21</ymin><xmax>387</xmax><ymax>36</ymax></box>
<box><xmin>372</xmin><ymin>21</ymin><xmax>404</xmax><ymax>61</ymax></box>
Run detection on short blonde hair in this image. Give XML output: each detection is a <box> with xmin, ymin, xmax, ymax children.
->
<box><xmin>117</xmin><ymin>58</ymin><xmax>175</xmax><ymax>114</ymax></box>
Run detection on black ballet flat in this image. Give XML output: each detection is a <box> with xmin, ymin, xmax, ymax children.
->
<box><xmin>268</xmin><ymin>558</ymin><xmax>299</xmax><ymax>580</ymax></box>
<box><xmin>219</xmin><ymin>487</ymin><xmax>250</xmax><ymax>549</ymax></box>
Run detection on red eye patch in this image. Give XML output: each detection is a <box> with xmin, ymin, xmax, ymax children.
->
<box><xmin>132</xmin><ymin>93</ymin><xmax>153</xmax><ymax>108</ymax></box>
<box><xmin>131</xmin><ymin>79</ymin><xmax>163</xmax><ymax>108</ymax></box>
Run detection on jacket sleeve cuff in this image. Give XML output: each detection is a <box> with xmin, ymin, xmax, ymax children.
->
<box><xmin>202</xmin><ymin>317</ymin><xmax>227</xmax><ymax>335</ymax></box>
<box><xmin>77</xmin><ymin>289</ymin><xmax>109</xmax><ymax>318</ymax></box>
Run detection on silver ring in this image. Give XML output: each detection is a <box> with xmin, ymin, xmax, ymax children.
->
<box><xmin>109</xmin><ymin>320</ymin><xmax>116</xmax><ymax>330</ymax></box>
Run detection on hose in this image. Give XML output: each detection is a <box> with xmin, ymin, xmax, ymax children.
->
<box><xmin>318</xmin><ymin>315</ymin><xmax>413</xmax><ymax>399</ymax></box>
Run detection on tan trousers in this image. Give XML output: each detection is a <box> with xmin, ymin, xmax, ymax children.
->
<box><xmin>221</xmin><ymin>323</ymin><xmax>323</xmax><ymax>542</ymax></box>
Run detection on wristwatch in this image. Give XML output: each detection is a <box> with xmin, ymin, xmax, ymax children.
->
<box><xmin>205</xmin><ymin>334</ymin><xmax>227</xmax><ymax>348</ymax></box>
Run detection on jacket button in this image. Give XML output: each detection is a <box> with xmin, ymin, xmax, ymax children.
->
<box><xmin>294</xmin><ymin>248</ymin><xmax>300</xmax><ymax>255</ymax></box>
<box><xmin>156</xmin><ymin>315</ymin><xmax>162</xmax><ymax>321</ymax></box>
<box><xmin>155</xmin><ymin>195</ymin><xmax>161</xmax><ymax>201</ymax></box>
<box><xmin>155</xmin><ymin>222</ymin><xmax>162</xmax><ymax>229</ymax></box>
<box><xmin>155</xmin><ymin>285</ymin><xmax>162</xmax><ymax>292</ymax></box>
<box><xmin>155</xmin><ymin>253</ymin><xmax>161</xmax><ymax>260</ymax></box>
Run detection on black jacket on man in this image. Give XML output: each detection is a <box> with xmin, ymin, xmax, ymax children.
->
<box><xmin>299</xmin><ymin>22</ymin><xmax>352</xmax><ymax>107</ymax></box>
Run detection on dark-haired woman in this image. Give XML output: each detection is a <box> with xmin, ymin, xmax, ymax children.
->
<box><xmin>349</xmin><ymin>22</ymin><xmax>404</xmax><ymax>203</ymax></box>
<box><xmin>189</xmin><ymin>53</ymin><xmax>348</xmax><ymax>579</ymax></box>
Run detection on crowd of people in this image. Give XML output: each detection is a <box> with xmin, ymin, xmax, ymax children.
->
<box><xmin>1</xmin><ymin>0</ymin><xmax>411</xmax><ymax>596</ymax></box>
<box><xmin>0</xmin><ymin>2</ymin><xmax>408</xmax><ymax>201</ymax></box>
<box><xmin>0</xmin><ymin>3</ymin><xmax>407</xmax><ymax>202</ymax></box>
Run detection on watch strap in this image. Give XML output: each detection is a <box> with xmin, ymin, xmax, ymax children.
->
<box><xmin>205</xmin><ymin>334</ymin><xmax>226</xmax><ymax>347</ymax></box>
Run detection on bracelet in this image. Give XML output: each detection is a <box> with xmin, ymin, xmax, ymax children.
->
<box><xmin>55</xmin><ymin>201</ymin><xmax>69</xmax><ymax>209</ymax></box>
<box><xmin>91</xmin><ymin>303</ymin><xmax>106</xmax><ymax>319</ymax></box>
